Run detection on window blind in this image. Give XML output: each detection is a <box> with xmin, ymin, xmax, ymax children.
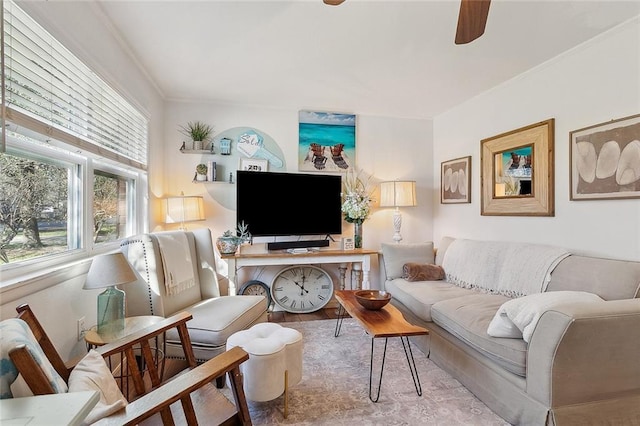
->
<box><xmin>2</xmin><ymin>0</ymin><xmax>148</xmax><ymax>169</ymax></box>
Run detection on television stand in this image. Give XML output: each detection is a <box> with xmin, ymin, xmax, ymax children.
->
<box><xmin>221</xmin><ymin>248</ymin><xmax>377</xmax><ymax>296</ymax></box>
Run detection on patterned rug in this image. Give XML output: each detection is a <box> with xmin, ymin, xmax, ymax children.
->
<box><xmin>224</xmin><ymin>318</ymin><xmax>510</xmax><ymax>425</ymax></box>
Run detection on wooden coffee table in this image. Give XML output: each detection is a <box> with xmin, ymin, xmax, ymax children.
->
<box><xmin>333</xmin><ymin>290</ymin><xmax>428</xmax><ymax>402</ymax></box>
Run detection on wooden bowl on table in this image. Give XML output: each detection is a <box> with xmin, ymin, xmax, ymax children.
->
<box><xmin>354</xmin><ymin>290</ymin><xmax>392</xmax><ymax>310</ymax></box>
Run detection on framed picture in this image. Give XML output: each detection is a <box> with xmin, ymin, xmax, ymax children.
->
<box><xmin>441</xmin><ymin>156</ymin><xmax>471</xmax><ymax>204</ymax></box>
<box><xmin>239</xmin><ymin>158</ymin><xmax>268</xmax><ymax>172</ymax></box>
<box><xmin>570</xmin><ymin>113</ymin><xmax>640</xmax><ymax>200</ymax></box>
<box><xmin>480</xmin><ymin>119</ymin><xmax>555</xmax><ymax>216</ymax></box>
<box><xmin>298</xmin><ymin>110</ymin><xmax>356</xmax><ymax>172</ymax></box>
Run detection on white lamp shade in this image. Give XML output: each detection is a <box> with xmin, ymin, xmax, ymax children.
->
<box><xmin>165</xmin><ymin>195</ymin><xmax>205</xmax><ymax>224</ymax></box>
<box><xmin>83</xmin><ymin>252</ymin><xmax>139</xmax><ymax>290</ymax></box>
<box><xmin>380</xmin><ymin>181</ymin><xmax>417</xmax><ymax>207</ymax></box>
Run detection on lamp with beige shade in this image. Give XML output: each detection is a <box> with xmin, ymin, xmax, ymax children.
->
<box><xmin>165</xmin><ymin>192</ymin><xmax>205</xmax><ymax>230</ymax></box>
<box><xmin>379</xmin><ymin>181</ymin><xmax>417</xmax><ymax>243</ymax></box>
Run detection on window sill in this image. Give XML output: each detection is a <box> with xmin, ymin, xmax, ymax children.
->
<box><xmin>0</xmin><ymin>245</ymin><xmax>120</xmax><ymax>305</ymax></box>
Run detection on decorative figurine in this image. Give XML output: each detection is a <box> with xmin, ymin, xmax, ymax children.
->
<box><xmin>220</xmin><ymin>138</ymin><xmax>232</xmax><ymax>155</ymax></box>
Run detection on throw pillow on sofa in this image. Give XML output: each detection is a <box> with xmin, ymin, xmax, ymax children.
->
<box><xmin>381</xmin><ymin>242</ymin><xmax>435</xmax><ymax>280</ymax></box>
<box><xmin>487</xmin><ymin>290</ymin><xmax>603</xmax><ymax>342</ymax></box>
<box><xmin>402</xmin><ymin>262</ymin><xmax>445</xmax><ymax>281</ymax></box>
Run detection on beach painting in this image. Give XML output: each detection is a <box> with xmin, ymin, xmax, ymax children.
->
<box><xmin>299</xmin><ymin>110</ymin><xmax>356</xmax><ymax>172</ymax></box>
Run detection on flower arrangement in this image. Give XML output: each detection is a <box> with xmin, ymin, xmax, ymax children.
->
<box><xmin>341</xmin><ymin>168</ymin><xmax>374</xmax><ymax>224</ymax></box>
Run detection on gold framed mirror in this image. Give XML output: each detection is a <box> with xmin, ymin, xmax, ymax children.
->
<box><xmin>481</xmin><ymin>119</ymin><xmax>555</xmax><ymax>216</ymax></box>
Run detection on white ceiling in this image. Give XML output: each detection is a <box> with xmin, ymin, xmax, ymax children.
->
<box><xmin>96</xmin><ymin>0</ymin><xmax>640</xmax><ymax>119</ymax></box>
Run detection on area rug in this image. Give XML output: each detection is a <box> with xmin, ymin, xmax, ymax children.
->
<box><xmin>224</xmin><ymin>318</ymin><xmax>510</xmax><ymax>425</ymax></box>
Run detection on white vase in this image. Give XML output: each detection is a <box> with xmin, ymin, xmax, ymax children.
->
<box><xmin>193</xmin><ymin>140</ymin><xmax>204</xmax><ymax>150</ymax></box>
<box><xmin>196</xmin><ymin>173</ymin><xmax>207</xmax><ymax>181</ymax></box>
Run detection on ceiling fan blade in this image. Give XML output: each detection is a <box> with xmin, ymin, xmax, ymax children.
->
<box><xmin>455</xmin><ymin>0</ymin><xmax>491</xmax><ymax>45</ymax></box>
<box><xmin>323</xmin><ymin>0</ymin><xmax>346</xmax><ymax>5</ymax></box>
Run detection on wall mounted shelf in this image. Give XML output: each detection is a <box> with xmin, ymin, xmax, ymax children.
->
<box><xmin>192</xmin><ymin>180</ymin><xmax>234</xmax><ymax>185</ymax></box>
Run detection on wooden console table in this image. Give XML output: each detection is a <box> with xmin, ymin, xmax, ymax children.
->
<box><xmin>221</xmin><ymin>248</ymin><xmax>377</xmax><ymax>295</ymax></box>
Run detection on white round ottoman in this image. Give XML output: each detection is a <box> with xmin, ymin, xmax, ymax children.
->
<box><xmin>226</xmin><ymin>322</ymin><xmax>303</xmax><ymax>412</ymax></box>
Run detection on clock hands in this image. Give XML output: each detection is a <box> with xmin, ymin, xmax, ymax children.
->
<box><xmin>290</xmin><ymin>278</ymin><xmax>309</xmax><ymax>296</ymax></box>
<box><xmin>300</xmin><ymin>274</ymin><xmax>309</xmax><ymax>295</ymax></box>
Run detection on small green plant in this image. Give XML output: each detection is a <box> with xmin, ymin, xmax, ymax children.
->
<box><xmin>196</xmin><ymin>163</ymin><xmax>208</xmax><ymax>175</ymax></box>
<box><xmin>179</xmin><ymin>121</ymin><xmax>213</xmax><ymax>142</ymax></box>
<box><xmin>221</xmin><ymin>221</ymin><xmax>251</xmax><ymax>244</ymax></box>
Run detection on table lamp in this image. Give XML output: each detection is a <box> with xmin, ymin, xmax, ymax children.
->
<box><xmin>165</xmin><ymin>192</ymin><xmax>205</xmax><ymax>230</ymax></box>
<box><xmin>84</xmin><ymin>252</ymin><xmax>139</xmax><ymax>333</ymax></box>
<box><xmin>379</xmin><ymin>181</ymin><xmax>417</xmax><ymax>243</ymax></box>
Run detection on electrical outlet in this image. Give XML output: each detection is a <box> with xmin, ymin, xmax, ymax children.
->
<box><xmin>77</xmin><ymin>317</ymin><xmax>86</xmax><ymax>341</ymax></box>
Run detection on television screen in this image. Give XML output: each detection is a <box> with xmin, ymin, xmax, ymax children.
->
<box><xmin>236</xmin><ymin>170</ymin><xmax>342</xmax><ymax>237</ymax></box>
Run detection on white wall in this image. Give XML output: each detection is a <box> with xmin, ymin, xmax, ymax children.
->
<box><xmin>162</xmin><ymin>101</ymin><xmax>434</xmax><ymax>290</ymax></box>
<box><xmin>433</xmin><ymin>17</ymin><xmax>640</xmax><ymax>261</ymax></box>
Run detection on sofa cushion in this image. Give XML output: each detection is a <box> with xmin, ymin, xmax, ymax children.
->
<box><xmin>547</xmin><ymin>255</ymin><xmax>640</xmax><ymax>300</ymax></box>
<box><xmin>165</xmin><ymin>295</ymin><xmax>268</xmax><ymax>349</ymax></box>
<box><xmin>0</xmin><ymin>318</ymin><xmax>68</xmax><ymax>398</ymax></box>
<box><xmin>434</xmin><ymin>236</ymin><xmax>455</xmax><ymax>266</ymax></box>
<box><xmin>381</xmin><ymin>242</ymin><xmax>434</xmax><ymax>280</ymax></box>
<box><xmin>385</xmin><ymin>278</ymin><xmax>475</xmax><ymax>322</ymax></box>
<box><xmin>431</xmin><ymin>294</ymin><xmax>528</xmax><ymax>377</ymax></box>
<box><xmin>490</xmin><ymin>291</ymin><xmax>603</xmax><ymax>343</ymax></box>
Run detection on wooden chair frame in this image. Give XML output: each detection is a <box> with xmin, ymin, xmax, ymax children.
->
<box><xmin>9</xmin><ymin>304</ymin><xmax>252</xmax><ymax>425</ymax></box>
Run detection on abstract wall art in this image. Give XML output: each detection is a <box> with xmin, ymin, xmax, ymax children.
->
<box><xmin>570</xmin><ymin>114</ymin><xmax>640</xmax><ymax>200</ymax></box>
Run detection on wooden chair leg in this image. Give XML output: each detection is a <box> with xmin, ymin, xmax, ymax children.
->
<box><xmin>160</xmin><ymin>407</ymin><xmax>175</xmax><ymax>425</ymax></box>
<box><xmin>228</xmin><ymin>367</ymin><xmax>251</xmax><ymax>426</ymax></box>
<box><xmin>284</xmin><ymin>369</ymin><xmax>289</xmax><ymax>419</ymax></box>
<box><xmin>180</xmin><ymin>395</ymin><xmax>197</xmax><ymax>425</ymax></box>
<box><xmin>215</xmin><ymin>375</ymin><xmax>225</xmax><ymax>389</ymax></box>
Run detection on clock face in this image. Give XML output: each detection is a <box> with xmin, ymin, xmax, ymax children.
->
<box><xmin>271</xmin><ymin>265</ymin><xmax>333</xmax><ymax>313</ymax></box>
<box><xmin>238</xmin><ymin>280</ymin><xmax>271</xmax><ymax>305</ymax></box>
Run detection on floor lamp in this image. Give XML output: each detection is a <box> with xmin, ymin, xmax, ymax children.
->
<box><xmin>380</xmin><ymin>181</ymin><xmax>417</xmax><ymax>243</ymax></box>
<box><xmin>165</xmin><ymin>192</ymin><xmax>205</xmax><ymax>230</ymax></box>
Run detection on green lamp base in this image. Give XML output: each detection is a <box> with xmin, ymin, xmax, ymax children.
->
<box><xmin>97</xmin><ymin>286</ymin><xmax>125</xmax><ymax>334</ymax></box>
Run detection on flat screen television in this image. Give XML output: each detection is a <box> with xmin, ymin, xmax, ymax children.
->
<box><xmin>236</xmin><ymin>170</ymin><xmax>342</xmax><ymax>237</ymax></box>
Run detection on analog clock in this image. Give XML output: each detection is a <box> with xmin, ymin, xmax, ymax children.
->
<box><xmin>271</xmin><ymin>265</ymin><xmax>333</xmax><ymax>313</ymax></box>
<box><xmin>238</xmin><ymin>280</ymin><xmax>271</xmax><ymax>306</ymax></box>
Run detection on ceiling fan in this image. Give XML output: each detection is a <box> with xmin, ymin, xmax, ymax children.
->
<box><xmin>322</xmin><ymin>0</ymin><xmax>491</xmax><ymax>45</ymax></box>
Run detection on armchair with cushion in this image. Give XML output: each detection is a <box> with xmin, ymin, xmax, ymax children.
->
<box><xmin>3</xmin><ymin>304</ymin><xmax>252</xmax><ymax>425</ymax></box>
<box><xmin>120</xmin><ymin>228</ymin><xmax>269</xmax><ymax>363</ymax></box>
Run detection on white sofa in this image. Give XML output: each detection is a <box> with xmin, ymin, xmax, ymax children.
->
<box><xmin>380</xmin><ymin>237</ymin><xmax>640</xmax><ymax>425</ymax></box>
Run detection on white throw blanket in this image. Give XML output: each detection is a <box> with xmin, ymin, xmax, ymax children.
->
<box><xmin>442</xmin><ymin>239</ymin><xmax>570</xmax><ymax>297</ymax></box>
<box><xmin>156</xmin><ymin>233</ymin><xmax>196</xmax><ymax>296</ymax></box>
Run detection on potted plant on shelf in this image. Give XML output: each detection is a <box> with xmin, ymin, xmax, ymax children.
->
<box><xmin>216</xmin><ymin>221</ymin><xmax>251</xmax><ymax>255</ymax></box>
<box><xmin>179</xmin><ymin>121</ymin><xmax>214</xmax><ymax>151</ymax></box>
<box><xmin>195</xmin><ymin>163</ymin><xmax>208</xmax><ymax>181</ymax></box>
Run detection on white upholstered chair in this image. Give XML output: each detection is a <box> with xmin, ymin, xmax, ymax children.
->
<box><xmin>120</xmin><ymin>228</ymin><xmax>269</xmax><ymax>363</ymax></box>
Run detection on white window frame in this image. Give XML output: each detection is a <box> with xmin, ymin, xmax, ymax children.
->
<box><xmin>0</xmin><ymin>0</ymin><xmax>149</xmax><ymax>290</ymax></box>
<box><xmin>0</xmin><ymin>131</ymin><xmax>147</xmax><ymax>285</ymax></box>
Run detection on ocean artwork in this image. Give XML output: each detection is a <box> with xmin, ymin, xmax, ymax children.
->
<box><xmin>298</xmin><ymin>110</ymin><xmax>356</xmax><ymax>172</ymax></box>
